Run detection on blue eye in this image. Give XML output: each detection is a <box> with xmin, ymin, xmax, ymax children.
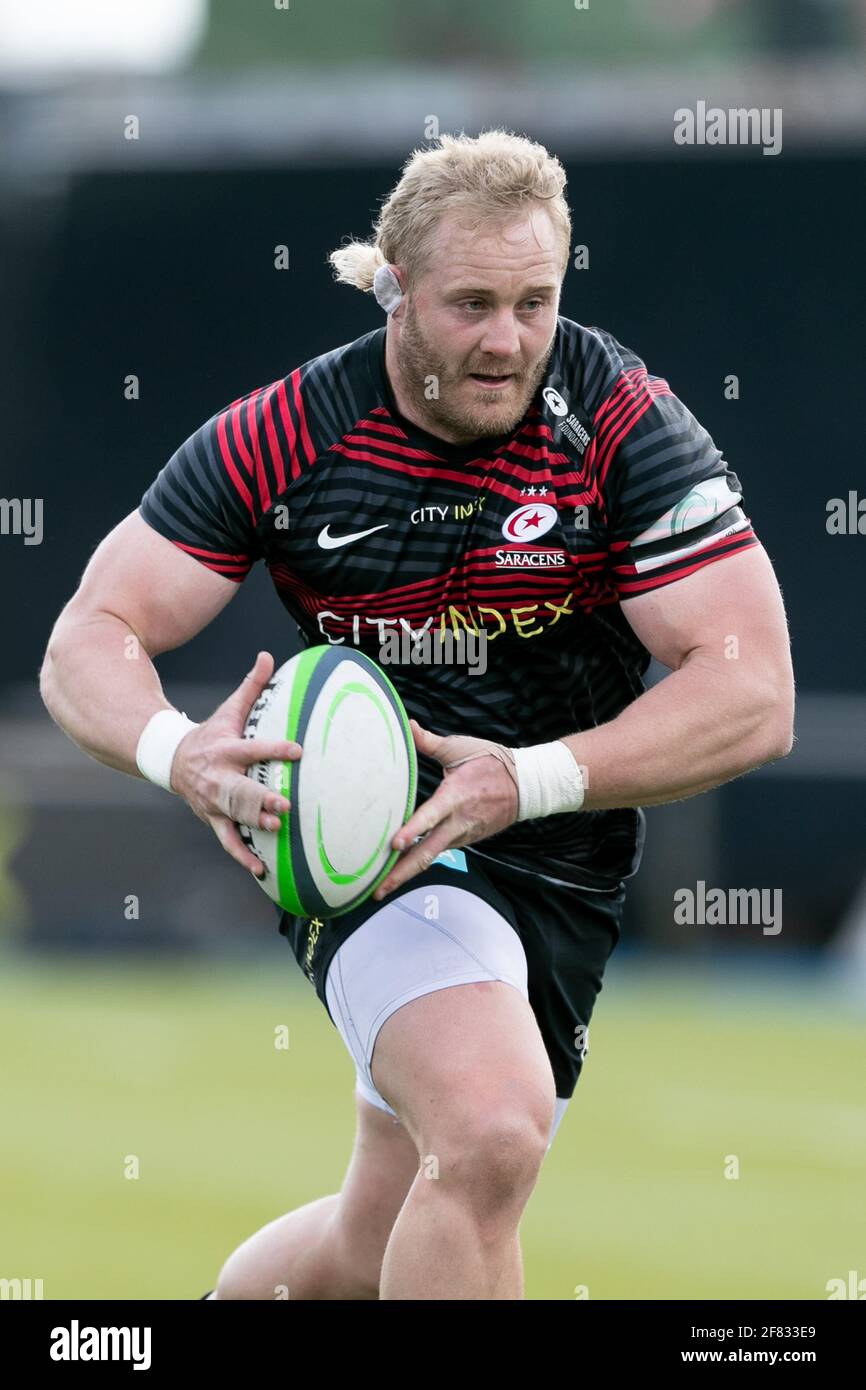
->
<box><xmin>458</xmin><ymin>297</ymin><xmax>546</xmax><ymax>313</ymax></box>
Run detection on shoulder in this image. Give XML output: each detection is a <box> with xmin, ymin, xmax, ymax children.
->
<box><xmin>556</xmin><ymin>316</ymin><xmax>664</xmax><ymax>414</ymax></box>
<box><xmin>216</xmin><ymin>327</ymin><xmax>385</xmax><ymax>482</ymax></box>
<box><xmin>554</xmin><ymin>316</ymin><xmax>710</xmax><ymax>471</ymax></box>
<box><xmin>138</xmin><ymin>329</ymin><xmax>386</xmax><ymax>577</ymax></box>
<box><xmin>552</xmin><ymin>316</ymin><xmax>649</xmax><ymax>414</ymax></box>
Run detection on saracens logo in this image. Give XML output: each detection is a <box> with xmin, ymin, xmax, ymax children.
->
<box><xmin>542</xmin><ymin>384</ymin><xmax>594</xmax><ymax>456</ymax></box>
<box><xmin>501</xmin><ymin>502</ymin><xmax>558</xmax><ymax>543</ymax></box>
<box><xmin>542</xmin><ymin>386</ymin><xmax>569</xmax><ymax>417</ymax></box>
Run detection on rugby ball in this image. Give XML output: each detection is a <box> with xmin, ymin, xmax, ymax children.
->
<box><xmin>238</xmin><ymin>646</ymin><xmax>417</xmax><ymax>918</ymax></box>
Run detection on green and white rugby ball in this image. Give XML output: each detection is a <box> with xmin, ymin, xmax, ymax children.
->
<box><xmin>239</xmin><ymin>646</ymin><xmax>417</xmax><ymax>918</ymax></box>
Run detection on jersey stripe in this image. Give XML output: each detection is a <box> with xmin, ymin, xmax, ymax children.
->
<box><xmin>612</xmin><ymin>526</ymin><xmax>759</xmax><ymax>595</ymax></box>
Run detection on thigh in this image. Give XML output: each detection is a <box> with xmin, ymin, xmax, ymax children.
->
<box><xmin>320</xmin><ymin>859</ymin><xmax>571</xmax><ymax>1153</ymax></box>
<box><xmin>370</xmin><ymin>978</ymin><xmax>556</xmax><ymax>1157</ymax></box>
<box><xmin>324</xmin><ymin>876</ymin><xmax>530</xmax><ymax>1118</ymax></box>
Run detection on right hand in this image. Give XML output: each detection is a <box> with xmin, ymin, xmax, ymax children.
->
<box><xmin>170</xmin><ymin>650</ymin><xmax>302</xmax><ymax>877</ymax></box>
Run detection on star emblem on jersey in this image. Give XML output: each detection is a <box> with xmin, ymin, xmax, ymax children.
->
<box><xmin>317</xmin><ymin>523</ymin><xmax>389</xmax><ymax>549</ymax></box>
<box><xmin>500</xmin><ymin>503</ymin><xmax>558</xmax><ymax>543</ymax></box>
<box><xmin>542</xmin><ymin>386</ymin><xmax>569</xmax><ymax>417</ymax></box>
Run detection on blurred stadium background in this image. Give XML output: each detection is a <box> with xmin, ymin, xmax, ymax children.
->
<box><xmin>1</xmin><ymin>0</ymin><xmax>864</xmax><ymax>1300</ymax></box>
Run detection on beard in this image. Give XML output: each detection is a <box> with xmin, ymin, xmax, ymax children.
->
<box><xmin>394</xmin><ymin>302</ymin><xmax>555</xmax><ymax>443</ymax></box>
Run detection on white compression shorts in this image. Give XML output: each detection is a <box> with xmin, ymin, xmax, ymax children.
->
<box><xmin>323</xmin><ymin>878</ymin><xmax>571</xmax><ymax>1152</ymax></box>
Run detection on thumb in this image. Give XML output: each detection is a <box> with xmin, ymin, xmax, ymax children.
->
<box><xmin>220</xmin><ymin>651</ymin><xmax>276</xmax><ymax>729</ymax></box>
<box><xmin>409</xmin><ymin>718</ymin><xmax>443</xmax><ymax>757</ymax></box>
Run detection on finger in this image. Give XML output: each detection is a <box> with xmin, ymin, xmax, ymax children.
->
<box><xmin>210</xmin><ymin>814</ymin><xmax>267</xmax><ymax>876</ymax></box>
<box><xmin>257</xmin><ymin>801</ymin><xmax>287</xmax><ymax>832</ymax></box>
<box><xmin>261</xmin><ymin>788</ymin><xmax>292</xmax><ymax>817</ymax></box>
<box><xmin>372</xmin><ymin>822</ymin><xmax>459</xmax><ymax>900</ymax></box>
<box><xmin>217</xmin><ymin>771</ymin><xmax>286</xmax><ymax>830</ymax></box>
<box><xmin>392</xmin><ymin>786</ymin><xmax>455</xmax><ymax>851</ymax></box>
<box><xmin>219</xmin><ymin>651</ymin><xmax>276</xmax><ymax>728</ymax></box>
<box><xmin>227</xmin><ymin>737</ymin><xmax>303</xmax><ymax>767</ymax></box>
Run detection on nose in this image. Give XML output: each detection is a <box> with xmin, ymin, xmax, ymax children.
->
<box><xmin>477</xmin><ymin>308</ymin><xmax>522</xmax><ymax>360</ymax></box>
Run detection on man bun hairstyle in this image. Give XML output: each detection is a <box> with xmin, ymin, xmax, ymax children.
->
<box><xmin>328</xmin><ymin>128</ymin><xmax>571</xmax><ymax>295</ymax></box>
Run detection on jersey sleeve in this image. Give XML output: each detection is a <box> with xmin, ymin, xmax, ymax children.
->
<box><xmin>138</xmin><ymin>375</ymin><xmax>313</xmax><ymax>582</ymax></box>
<box><xmin>138</xmin><ymin>402</ymin><xmax>263</xmax><ymax>581</ymax></box>
<box><xmin>594</xmin><ymin>367</ymin><xmax>760</xmax><ymax>598</ymax></box>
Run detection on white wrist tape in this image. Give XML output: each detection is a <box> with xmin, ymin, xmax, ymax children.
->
<box><xmin>512</xmin><ymin>740</ymin><xmax>586</xmax><ymax>821</ymax></box>
<box><xmin>135</xmin><ymin>709</ymin><xmax>199</xmax><ymax>792</ymax></box>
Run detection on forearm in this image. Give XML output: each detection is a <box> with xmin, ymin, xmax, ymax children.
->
<box><xmin>560</xmin><ymin>654</ymin><xmax>792</xmax><ymax>812</ymax></box>
<box><xmin>39</xmin><ymin>613</ymin><xmax>173</xmax><ymax>777</ymax></box>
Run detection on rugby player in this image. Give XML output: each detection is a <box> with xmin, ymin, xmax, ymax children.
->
<box><xmin>39</xmin><ymin>129</ymin><xmax>795</xmax><ymax>1300</ymax></box>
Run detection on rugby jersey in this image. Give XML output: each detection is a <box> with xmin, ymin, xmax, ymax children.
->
<box><xmin>138</xmin><ymin>316</ymin><xmax>759</xmax><ymax>892</ymax></box>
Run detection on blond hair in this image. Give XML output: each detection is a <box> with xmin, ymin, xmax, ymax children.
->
<box><xmin>328</xmin><ymin>128</ymin><xmax>571</xmax><ymax>295</ymax></box>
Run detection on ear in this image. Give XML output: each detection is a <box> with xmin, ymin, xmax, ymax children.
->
<box><xmin>389</xmin><ymin>264</ymin><xmax>407</xmax><ymax>318</ymax></box>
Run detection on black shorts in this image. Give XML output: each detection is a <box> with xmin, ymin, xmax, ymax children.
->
<box><xmin>278</xmin><ymin>846</ymin><xmax>625</xmax><ymax>1101</ymax></box>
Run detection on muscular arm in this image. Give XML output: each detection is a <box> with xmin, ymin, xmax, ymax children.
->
<box><xmin>561</xmin><ymin>545</ymin><xmax>796</xmax><ymax>810</ymax></box>
<box><xmin>39</xmin><ymin>510</ymin><xmax>240</xmax><ymax>776</ymax></box>
<box><xmin>374</xmin><ymin>545</ymin><xmax>796</xmax><ymax>897</ymax></box>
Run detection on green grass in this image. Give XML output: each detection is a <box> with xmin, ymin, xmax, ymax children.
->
<box><xmin>0</xmin><ymin>950</ymin><xmax>863</xmax><ymax>1300</ymax></box>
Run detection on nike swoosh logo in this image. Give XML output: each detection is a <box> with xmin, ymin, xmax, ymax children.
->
<box><xmin>317</xmin><ymin>523</ymin><xmax>389</xmax><ymax>550</ymax></box>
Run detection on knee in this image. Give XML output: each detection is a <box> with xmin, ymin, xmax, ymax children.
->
<box><xmin>212</xmin><ymin>1259</ymin><xmax>258</xmax><ymax>1301</ymax></box>
<box><xmin>424</xmin><ymin>1091</ymin><xmax>553</xmax><ymax>1218</ymax></box>
<box><xmin>213</xmin><ymin>1249</ymin><xmax>286</xmax><ymax>1301</ymax></box>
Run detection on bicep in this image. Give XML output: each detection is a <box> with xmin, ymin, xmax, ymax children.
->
<box><xmin>56</xmin><ymin>510</ymin><xmax>241</xmax><ymax>656</ymax></box>
<box><xmin>620</xmin><ymin>545</ymin><xmax>793</xmax><ymax>682</ymax></box>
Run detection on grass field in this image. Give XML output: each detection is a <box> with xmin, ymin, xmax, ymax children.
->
<box><xmin>1</xmin><ymin>946</ymin><xmax>863</xmax><ymax>1301</ymax></box>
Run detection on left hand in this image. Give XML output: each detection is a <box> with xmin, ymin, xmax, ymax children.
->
<box><xmin>371</xmin><ymin>719</ymin><xmax>520</xmax><ymax>899</ymax></box>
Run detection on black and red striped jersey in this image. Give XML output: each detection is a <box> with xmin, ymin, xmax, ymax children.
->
<box><xmin>139</xmin><ymin>316</ymin><xmax>759</xmax><ymax>892</ymax></box>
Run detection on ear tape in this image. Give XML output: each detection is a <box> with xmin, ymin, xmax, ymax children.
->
<box><xmin>372</xmin><ymin>263</ymin><xmax>403</xmax><ymax>314</ymax></box>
